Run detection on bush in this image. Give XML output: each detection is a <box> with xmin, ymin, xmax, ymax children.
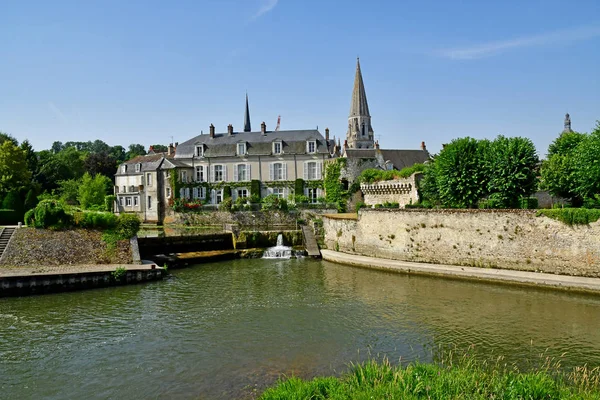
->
<box><xmin>294</xmin><ymin>194</ymin><xmax>310</xmax><ymax>204</ymax></box>
<box><xmin>104</xmin><ymin>195</ymin><xmax>116</xmax><ymax>212</ymax></box>
<box><xmin>358</xmin><ymin>164</ymin><xmax>426</xmax><ymax>184</ymax></box>
<box><xmin>519</xmin><ymin>197</ymin><xmax>538</xmax><ymax>209</ymax></box>
<box><xmin>250</xmin><ymin>180</ymin><xmax>261</xmax><ymax>201</ymax></box>
<box><xmin>261</xmin><ymin>194</ymin><xmax>288</xmax><ymax>211</ymax></box>
<box><xmin>2</xmin><ymin>190</ymin><xmax>23</xmax><ymax>219</ymax></box>
<box><xmin>23</xmin><ymin>209</ymin><xmax>35</xmax><ymax>225</ymax></box>
<box><xmin>356</xmin><ymin>201</ymin><xmax>366</xmax><ymax>212</ymax></box>
<box><xmin>73</xmin><ymin>211</ymin><xmax>118</xmax><ymax>229</ymax></box>
<box><xmin>0</xmin><ymin>209</ymin><xmax>19</xmax><ymax>225</ymax></box>
<box><xmin>219</xmin><ymin>198</ymin><xmax>233</xmax><ymax>212</ymax></box>
<box><xmin>223</xmin><ymin>186</ymin><xmax>232</xmax><ymax>199</ymax></box>
<box><xmin>116</xmin><ymin>213</ymin><xmax>141</xmax><ymax>238</ymax></box>
<box><xmin>537</xmin><ymin>208</ymin><xmax>600</xmax><ymax>225</ymax></box>
<box><xmin>33</xmin><ymin>199</ymin><xmax>72</xmax><ymax>229</ymax></box>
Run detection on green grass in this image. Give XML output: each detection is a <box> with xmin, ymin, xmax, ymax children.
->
<box><xmin>537</xmin><ymin>208</ymin><xmax>600</xmax><ymax>226</ymax></box>
<box><xmin>260</xmin><ymin>355</ymin><xmax>600</xmax><ymax>399</ymax></box>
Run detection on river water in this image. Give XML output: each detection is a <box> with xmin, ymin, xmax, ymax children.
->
<box><xmin>2</xmin><ymin>259</ymin><xmax>600</xmax><ymax>399</ymax></box>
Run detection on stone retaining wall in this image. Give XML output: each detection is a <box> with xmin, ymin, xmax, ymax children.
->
<box><xmin>323</xmin><ymin>209</ymin><xmax>600</xmax><ymax>277</ymax></box>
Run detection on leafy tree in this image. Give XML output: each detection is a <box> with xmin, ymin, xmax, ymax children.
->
<box><xmin>77</xmin><ymin>173</ymin><xmax>112</xmax><ymax>209</ymax></box>
<box><xmin>573</xmin><ymin>122</ymin><xmax>600</xmax><ymax>201</ymax></box>
<box><xmin>110</xmin><ymin>145</ymin><xmax>127</xmax><ymax>163</ymax></box>
<box><xmin>90</xmin><ymin>139</ymin><xmax>111</xmax><ymax>154</ymax></box>
<box><xmin>20</xmin><ymin>140</ymin><xmax>39</xmax><ymax>177</ymax></box>
<box><xmin>418</xmin><ymin>160</ymin><xmax>440</xmax><ymax>205</ymax></box>
<box><xmin>127</xmin><ymin>144</ymin><xmax>147</xmax><ymax>159</ymax></box>
<box><xmin>0</xmin><ymin>132</ymin><xmax>18</xmax><ymax>146</ymax></box>
<box><xmin>485</xmin><ymin>136</ymin><xmax>539</xmax><ymax>208</ymax></box>
<box><xmin>24</xmin><ymin>188</ymin><xmax>38</xmax><ymax>211</ymax></box>
<box><xmin>150</xmin><ymin>144</ymin><xmax>168</xmax><ymax>153</ymax></box>
<box><xmin>84</xmin><ymin>151</ymin><xmax>117</xmax><ymax>178</ymax></box>
<box><xmin>0</xmin><ymin>141</ymin><xmax>32</xmax><ymax>194</ymax></box>
<box><xmin>57</xmin><ymin>179</ymin><xmax>80</xmax><ymax>204</ymax></box>
<box><xmin>2</xmin><ymin>190</ymin><xmax>23</xmax><ymax>214</ymax></box>
<box><xmin>35</xmin><ymin>147</ymin><xmax>85</xmax><ymax>191</ymax></box>
<box><xmin>51</xmin><ymin>141</ymin><xmax>64</xmax><ymax>154</ymax></box>
<box><xmin>434</xmin><ymin>137</ymin><xmax>489</xmax><ymax>208</ymax></box>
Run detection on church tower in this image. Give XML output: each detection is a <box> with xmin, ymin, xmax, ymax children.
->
<box><xmin>346</xmin><ymin>58</ymin><xmax>374</xmax><ymax>149</ymax></box>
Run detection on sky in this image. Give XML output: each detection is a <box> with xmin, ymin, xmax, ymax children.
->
<box><xmin>1</xmin><ymin>0</ymin><xmax>599</xmax><ymax>157</ymax></box>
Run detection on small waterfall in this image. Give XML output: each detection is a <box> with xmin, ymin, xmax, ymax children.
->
<box><xmin>263</xmin><ymin>234</ymin><xmax>293</xmax><ymax>259</ymax></box>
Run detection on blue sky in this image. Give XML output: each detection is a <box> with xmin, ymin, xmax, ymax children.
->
<box><xmin>1</xmin><ymin>0</ymin><xmax>599</xmax><ymax>157</ymax></box>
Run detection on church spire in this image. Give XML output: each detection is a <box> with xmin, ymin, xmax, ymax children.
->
<box><xmin>346</xmin><ymin>58</ymin><xmax>374</xmax><ymax>149</ymax></box>
<box><xmin>243</xmin><ymin>93</ymin><xmax>251</xmax><ymax>132</ymax></box>
<box><xmin>349</xmin><ymin>58</ymin><xmax>371</xmax><ymax>117</ymax></box>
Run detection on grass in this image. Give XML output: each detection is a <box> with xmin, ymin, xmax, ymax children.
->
<box><xmin>537</xmin><ymin>208</ymin><xmax>600</xmax><ymax>226</ymax></box>
<box><xmin>260</xmin><ymin>351</ymin><xmax>600</xmax><ymax>399</ymax></box>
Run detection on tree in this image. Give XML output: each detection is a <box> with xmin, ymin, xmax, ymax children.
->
<box><xmin>84</xmin><ymin>151</ymin><xmax>117</xmax><ymax>178</ymax></box>
<box><xmin>127</xmin><ymin>144</ymin><xmax>146</xmax><ymax>159</ymax></box>
<box><xmin>150</xmin><ymin>144</ymin><xmax>168</xmax><ymax>153</ymax></box>
<box><xmin>51</xmin><ymin>141</ymin><xmax>64</xmax><ymax>154</ymax></box>
<box><xmin>2</xmin><ymin>190</ymin><xmax>23</xmax><ymax>218</ymax></box>
<box><xmin>434</xmin><ymin>137</ymin><xmax>489</xmax><ymax>208</ymax></box>
<box><xmin>0</xmin><ymin>141</ymin><xmax>32</xmax><ymax>195</ymax></box>
<box><xmin>573</xmin><ymin>122</ymin><xmax>600</xmax><ymax>201</ymax></box>
<box><xmin>57</xmin><ymin>179</ymin><xmax>80</xmax><ymax>205</ymax></box>
<box><xmin>20</xmin><ymin>140</ymin><xmax>39</xmax><ymax>178</ymax></box>
<box><xmin>24</xmin><ymin>188</ymin><xmax>38</xmax><ymax>211</ymax></box>
<box><xmin>77</xmin><ymin>173</ymin><xmax>112</xmax><ymax>209</ymax></box>
<box><xmin>110</xmin><ymin>145</ymin><xmax>127</xmax><ymax>163</ymax></box>
<box><xmin>0</xmin><ymin>132</ymin><xmax>18</xmax><ymax>146</ymax></box>
<box><xmin>485</xmin><ymin>136</ymin><xmax>539</xmax><ymax>208</ymax></box>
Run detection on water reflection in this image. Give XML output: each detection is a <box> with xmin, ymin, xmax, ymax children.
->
<box><xmin>1</xmin><ymin>259</ymin><xmax>600</xmax><ymax>399</ymax></box>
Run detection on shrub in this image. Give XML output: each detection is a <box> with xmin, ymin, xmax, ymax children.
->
<box><xmin>219</xmin><ymin>198</ymin><xmax>233</xmax><ymax>212</ymax></box>
<box><xmin>23</xmin><ymin>208</ymin><xmax>35</xmax><ymax>225</ymax></box>
<box><xmin>519</xmin><ymin>197</ymin><xmax>538</xmax><ymax>209</ymax></box>
<box><xmin>2</xmin><ymin>190</ymin><xmax>23</xmax><ymax>219</ymax></box>
<box><xmin>537</xmin><ymin>208</ymin><xmax>600</xmax><ymax>225</ymax></box>
<box><xmin>223</xmin><ymin>185</ymin><xmax>232</xmax><ymax>199</ymax></box>
<box><xmin>73</xmin><ymin>211</ymin><xmax>118</xmax><ymax>229</ymax></box>
<box><xmin>111</xmin><ymin>266</ymin><xmax>127</xmax><ymax>281</ymax></box>
<box><xmin>356</xmin><ymin>201</ymin><xmax>366</xmax><ymax>212</ymax></box>
<box><xmin>33</xmin><ymin>199</ymin><xmax>72</xmax><ymax>229</ymax></box>
<box><xmin>116</xmin><ymin>213</ymin><xmax>141</xmax><ymax>238</ymax></box>
<box><xmin>294</xmin><ymin>194</ymin><xmax>310</xmax><ymax>204</ymax></box>
<box><xmin>261</xmin><ymin>194</ymin><xmax>288</xmax><ymax>211</ymax></box>
<box><xmin>358</xmin><ymin>164</ymin><xmax>426</xmax><ymax>184</ymax></box>
<box><xmin>104</xmin><ymin>195</ymin><xmax>116</xmax><ymax>212</ymax></box>
<box><xmin>24</xmin><ymin>188</ymin><xmax>38</xmax><ymax>211</ymax></box>
<box><xmin>250</xmin><ymin>180</ymin><xmax>261</xmax><ymax>201</ymax></box>
<box><xmin>294</xmin><ymin>178</ymin><xmax>304</xmax><ymax>197</ymax></box>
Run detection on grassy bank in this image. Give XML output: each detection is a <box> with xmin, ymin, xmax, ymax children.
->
<box><xmin>260</xmin><ymin>356</ymin><xmax>600</xmax><ymax>399</ymax></box>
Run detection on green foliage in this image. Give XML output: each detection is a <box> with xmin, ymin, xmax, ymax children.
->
<box><xmin>32</xmin><ymin>199</ymin><xmax>72</xmax><ymax>229</ymax></box>
<box><xmin>519</xmin><ymin>197</ymin><xmax>539</xmax><ymax>209</ymax></box>
<box><xmin>324</xmin><ymin>159</ymin><xmax>346</xmax><ymax>211</ymax></box>
<box><xmin>57</xmin><ymin>179</ymin><xmax>80</xmax><ymax>204</ymax></box>
<box><xmin>260</xmin><ymin>356</ymin><xmax>600</xmax><ymax>400</ymax></box>
<box><xmin>24</xmin><ymin>209</ymin><xmax>35</xmax><ymax>225</ymax></box>
<box><xmin>116</xmin><ymin>213</ymin><xmax>141</xmax><ymax>238</ymax></box>
<box><xmin>485</xmin><ymin>136</ymin><xmax>539</xmax><ymax>208</ymax></box>
<box><xmin>78</xmin><ymin>173</ymin><xmax>112</xmax><ymax>209</ymax></box>
<box><xmin>295</xmin><ymin>178</ymin><xmax>304</xmax><ymax>197</ymax></box>
<box><xmin>537</xmin><ymin>208</ymin><xmax>600</xmax><ymax>226</ymax></box>
<box><xmin>219</xmin><ymin>197</ymin><xmax>233</xmax><ymax>211</ymax></box>
<box><xmin>434</xmin><ymin>137</ymin><xmax>489</xmax><ymax>208</ymax></box>
<box><xmin>0</xmin><ymin>141</ymin><xmax>31</xmax><ymax>194</ymax></box>
<box><xmin>261</xmin><ymin>194</ymin><xmax>288</xmax><ymax>211</ymax></box>
<box><xmin>111</xmin><ymin>267</ymin><xmax>127</xmax><ymax>281</ymax></box>
<box><xmin>24</xmin><ymin>188</ymin><xmax>38</xmax><ymax>212</ymax></box>
<box><xmin>573</xmin><ymin>123</ymin><xmax>600</xmax><ymax>201</ymax></box>
<box><xmin>356</xmin><ymin>201</ymin><xmax>366</xmax><ymax>211</ymax></box>
<box><xmin>222</xmin><ymin>185</ymin><xmax>232</xmax><ymax>199</ymax></box>
<box><xmin>0</xmin><ymin>209</ymin><xmax>19</xmax><ymax>225</ymax></box>
<box><xmin>251</xmin><ymin>180</ymin><xmax>261</xmax><ymax>200</ymax></box>
<box><xmin>126</xmin><ymin>143</ymin><xmax>147</xmax><ymax>160</ymax></box>
<box><xmin>2</xmin><ymin>190</ymin><xmax>23</xmax><ymax>216</ymax></box>
<box><xmin>359</xmin><ymin>163</ymin><xmax>426</xmax><ymax>184</ymax></box>
<box><xmin>104</xmin><ymin>195</ymin><xmax>116</xmax><ymax>212</ymax></box>
<box><xmin>73</xmin><ymin>211</ymin><xmax>118</xmax><ymax>230</ymax></box>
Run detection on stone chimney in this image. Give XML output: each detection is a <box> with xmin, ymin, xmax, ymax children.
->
<box><xmin>375</xmin><ymin>140</ymin><xmax>380</xmax><ymax>150</ymax></box>
<box><xmin>261</xmin><ymin>121</ymin><xmax>266</xmax><ymax>135</ymax></box>
<box><xmin>228</xmin><ymin>124</ymin><xmax>234</xmax><ymax>136</ymax></box>
<box><xmin>325</xmin><ymin>128</ymin><xmax>329</xmax><ymax>141</ymax></box>
<box><xmin>421</xmin><ymin>141</ymin><xmax>427</xmax><ymax>151</ymax></box>
<box><xmin>168</xmin><ymin>143</ymin><xmax>174</xmax><ymax>156</ymax></box>
<box><xmin>209</xmin><ymin>124</ymin><xmax>215</xmax><ymax>138</ymax></box>
<box><xmin>344</xmin><ymin>139</ymin><xmax>348</xmax><ymax>149</ymax></box>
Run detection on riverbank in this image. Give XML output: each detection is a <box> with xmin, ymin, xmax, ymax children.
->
<box><xmin>321</xmin><ymin>250</ymin><xmax>600</xmax><ymax>293</ymax></box>
<box><xmin>260</xmin><ymin>357</ymin><xmax>600</xmax><ymax>399</ymax></box>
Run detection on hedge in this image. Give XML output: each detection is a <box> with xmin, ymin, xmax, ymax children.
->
<box><xmin>0</xmin><ymin>209</ymin><xmax>19</xmax><ymax>225</ymax></box>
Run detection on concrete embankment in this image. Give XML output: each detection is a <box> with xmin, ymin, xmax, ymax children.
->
<box><xmin>321</xmin><ymin>250</ymin><xmax>600</xmax><ymax>294</ymax></box>
<box><xmin>0</xmin><ymin>264</ymin><xmax>165</xmax><ymax>297</ymax></box>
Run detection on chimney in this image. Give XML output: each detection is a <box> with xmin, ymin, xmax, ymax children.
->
<box><xmin>344</xmin><ymin>139</ymin><xmax>348</xmax><ymax>149</ymax></box>
<box><xmin>375</xmin><ymin>140</ymin><xmax>380</xmax><ymax>150</ymax></box>
<box><xmin>209</xmin><ymin>124</ymin><xmax>215</xmax><ymax>138</ymax></box>
<box><xmin>325</xmin><ymin>128</ymin><xmax>330</xmax><ymax>141</ymax></box>
<box><xmin>421</xmin><ymin>141</ymin><xmax>427</xmax><ymax>151</ymax></box>
<box><xmin>228</xmin><ymin>124</ymin><xmax>234</xmax><ymax>136</ymax></box>
<box><xmin>261</xmin><ymin>121</ymin><xmax>266</xmax><ymax>135</ymax></box>
<box><xmin>168</xmin><ymin>143</ymin><xmax>174</xmax><ymax>156</ymax></box>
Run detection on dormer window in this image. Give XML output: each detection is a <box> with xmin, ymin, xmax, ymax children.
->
<box><xmin>237</xmin><ymin>142</ymin><xmax>246</xmax><ymax>156</ymax></box>
<box><xmin>121</xmin><ymin>165</ymin><xmax>127</xmax><ymax>173</ymax></box>
<box><xmin>273</xmin><ymin>141</ymin><xmax>282</xmax><ymax>155</ymax></box>
<box><xmin>135</xmin><ymin>163</ymin><xmax>141</xmax><ymax>173</ymax></box>
<box><xmin>195</xmin><ymin>145</ymin><xmax>204</xmax><ymax>157</ymax></box>
<box><xmin>307</xmin><ymin>140</ymin><xmax>316</xmax><ymax>154</ymax></box>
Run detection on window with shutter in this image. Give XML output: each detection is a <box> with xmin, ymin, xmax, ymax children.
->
<box><xmin>303</xmin><ymin>162</ymin><xmax>308</xmax><ymax>180</ymax></box>
<box><xmin>247</xmin><ymin>164</ymin><xmax>251</xmax><ymax>181</ymax></box>
<box><xmin>317</xmin><ymin>162</ymin><xmax>322</xmax><ymax>179</ymax></box>
<box><xmin>269</xmin><ymin>163</ymin><xmax>274</xmax><ymax>180</ymax></box>
<box><xmin>283</xmin><ymin>163</ymin><xmax>287</xmax><ymax>180</ymax></box>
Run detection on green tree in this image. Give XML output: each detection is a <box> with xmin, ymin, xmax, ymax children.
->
<box><xmin>150</xmin><ymin>144</ymin><xmax>168</xmax><ymax>152</ymax></box>
<box><xmin>0</xmin><ymin>132</ymin><xmax>18</xmax><ymax>146</ymax></box>
<box><xmin>127</xmin><ymin>144</ymin><xmax>147</xmax><ymax>159</ymax></box>
<box><xmin>0</xmin><ymin>141</ymin><xmax>32</xmax><ymax>195</ymax></box>
<box><xmin>57</xmin><ymin>179</ymin><xmax>80</xmax><ymax>205</ymax></box>
<box><xmin>24</xmin><ymin>188</ymin><xmax>38</xmax><ymax>211</ymax></box>
<box><xmin>77</xmin><ymin>173</ymin><xmax>112</xmax><ymax>209</ymax></box>
<box><xmin>20</xmin><ymin>140</ymin><xmax>39</xmax><ymax>178</ymax></box>
<box><xmin>573</xmin><ymin>122</ymin><xmax>600</xmax><ymax>201</ymax></box>
<box><xmin>2</xmin><ymin>190</ymin><xmax>23</xmax><ymax>219</ymax></box>
<box><xmin>84</xmin><ymin>151</ymin><xmax>117</xmax><ymax>178</ymax></box>
<box><xmin>485</xmin><ymin>136</ymin><xmax>539</xmax><ymax>208</ymax></box>
<box><xmin>434</xmin><ymin>137</ymin><xmax>489</xmax><ymax>208</ymax></box>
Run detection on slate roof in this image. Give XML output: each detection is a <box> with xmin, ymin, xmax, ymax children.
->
<box><xmin>349</xmin><ymin>59</ymin><xmax>371</xmax><ymax>118</ymax></box>
<box><xmin>379</xmin><ymin>149</ymin><xmax>430</xmax><ymax>170</ymax></box>
<box><xmin>345</xmin><ymin>149</ymin><xmax>376</xmax><ymax>159</ymax></box>
<box><xmin>115</xmin><ymin>153</ymin><xmax>173</xmax><ymax>176</ymax></box>
<box><xmin>174</xmin><ymin>129</ymin><xmax>329</xmax><ymax>158</ymax></box>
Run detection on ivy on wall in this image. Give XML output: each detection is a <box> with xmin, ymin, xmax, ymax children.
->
<box><xmin>295</xmin><ymin>178</ymin><xmax>304</xmax><ymax>195</ymax></box>
<box><xmin>324</xmin><ymin>159</ymin><xmax>344</xmax><ymax>205</ymax></box>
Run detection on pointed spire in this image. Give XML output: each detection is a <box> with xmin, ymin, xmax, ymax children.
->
<box><xmin>349</xmin><ymin>58</ymin><xmax>370</xmax><ymax>117</ymax></box>
<box><xmin>243</xmin><ymin>93</ymin><xmax>252</xmax><ymax>132</ymax></box>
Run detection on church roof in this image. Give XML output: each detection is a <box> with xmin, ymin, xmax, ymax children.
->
<box><xmin>379</xmin><ymin>149</ymin><xmax>430</xmax><ymax>170</ymax></box>
<box><xmin>349</xmin><ymin>58</ymin><xmax>371</xmax><ymax>118</ymax></box>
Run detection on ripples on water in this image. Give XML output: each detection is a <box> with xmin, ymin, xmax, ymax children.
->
<box><xmin>1</xmin><ymin>258</ymin><xmax>600</xmax><ymax>399</ymax></box>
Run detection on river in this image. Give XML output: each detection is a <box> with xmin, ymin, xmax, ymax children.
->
<box><xmin>2</xmin><ymin>258</ymin><xmax>600</xmax><ymax>399</ymax></box>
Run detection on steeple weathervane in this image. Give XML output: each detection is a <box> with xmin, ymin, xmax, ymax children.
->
<box><xmin>244</xmin><ymin>93</ymin><xmax>252</xmax><ymax>132</ymax></box>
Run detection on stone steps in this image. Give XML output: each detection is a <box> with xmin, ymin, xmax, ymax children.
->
<box><xmin>0</xmin><ymin>227</ymin><xmax>16</xmax><ymax>260</ymax></box>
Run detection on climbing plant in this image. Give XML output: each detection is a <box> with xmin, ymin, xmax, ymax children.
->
<box><xmin>324</xmin><ymin>159</ymin><xmax>345</xmax><ymax>211</ymax></box>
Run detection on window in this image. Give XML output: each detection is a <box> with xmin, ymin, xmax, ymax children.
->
<box><xmin>179</xmin><ymin>188</ymin><xmax>190</xmax><ymax>199</ymax></box>
<box><xmin>195</xmin><ymin>166</ymin><xmax>204</xmax><ymax>182</ymax></box>
<box><xmin>270</xmin><ymin>162</ymin><xmax>286</xmax><ymax>180</ymax></box>
<box><xmin>237</xmin><ymin>142</ymin><xmax>246</xmax><ymax>156</ymax></box>
<box><xmin>195</xmin><ymin>145</ymin><xmax>203</xmax><ymax>157</ymax></box>
<box><xmin>126</xmin><ymin>197</ymin><xmax>132</xmax><ymax>206</ymax></box>
<box><xmin>273</xmin><ymin>141</ymin><xmax>282</xmax><ymax>155</ymax></box>
<box><xmin>129</xmin><ymin>185</ymin><xmax>135</xmax><ymax>193</ymax></box>
<box><xmin>271</xmin><ymin>188</ymin><xmax>284</xmax><ymax>198</ymax></box>
<box><xmin>122</xmin><ymin>186</ymin><xmax>126</xmax><ymax>193</ymax></box>
<box><xmin>147</xmin><ymin>173</ymin><xmax>153</xmax><ymax>186</ymax></box>
<box><xmin>235</xmin><ymin>164</ymin><xmax>249</xmax><ymax>182</ymax></box>
<box><xmin>306</xmin><ymin>188</ymin><xmax>318</xmax><ymax>203</ymax></box>
<box><xmin>119</xmin><ymin>197</ymin><xmax>124</xmax><ymax>206</ymax></box>
<box><xmin>213</xmin><ymin>189</ymin><xmax>223</xmax><ymax>204</ymax></box>
<box><xmin>147</xmin><ymin>196</ymin><xmax>152</xmax><ymax>209</ymax></box>
<box><xmin>180</xmin><ymin>170</ymin><xmax>188</xmax><ymax>183</ymax></box>
<box><xmin>121</xmin><ymin>165</ymin><xmax>127</xmax><ymax>173</ymax></box>
<box><xmin>192</xmin><ymin>187</ymin><xmax>205</xmax><ymax>199</ymax></box>
<box><xmin>362</xmin><ymin>123</ymin><xmax>365</xmax><ymax>136</ymax></box>
<box><xmin>166</xmin><ymin>187</ymin><xmax>171</xmax><ymax>198</ymax></box>
<box><xmin>307</xmin><ymin>140</ymin><xmax>316</xmax><ymax>153</ymax></box>
<box><xmin>237</xmin><ymin>189</ymin><xmax>248</xmax><ymax>199</ymax></box>
<box><xmin>134</xmin><ymin>197</ymin><xmax>139</xmax><ymax>207</ymax></box>
<box><xmin>303</xmin><ymin>161</ymin><xmax>322</xmax><ymax>180</ymax></box>
<box><xmin>213</xmin><ymin>165</ymin><xmax>224</xmax><ymax>182</ymax></box>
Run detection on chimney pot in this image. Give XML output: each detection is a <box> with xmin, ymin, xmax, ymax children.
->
<box><xmin>228</xmin><ymin>124</ymin><xmax>234</xmax><ymax>136</ymax></box>
<box><xmin>261</xmin><ymin>121</ymin><xmax>266</xmax><ymax>135</ymax></box>
<box><xmin>421</xmin><ymin>141</ymin><xmax>426</xmax><ymax>151</ymax></box>
<box><xmin>325</xmin><ymin>128</ymin><xmax>330</xmax><ymax>141</ymax></box>
<box><xmin>209</xmin><ymin>124</ymin><xmax>215</xmax><ymax>138</ymax></box>
<box><xmin>375</xmin><ymin>140</ymin><xmax>380</xmax><ymax>150</ymax></box>
<box><xmin>344</xmin><ymin>139</ymin><xmax>348</xmax><ymax>148</ymax></box>
<box><xmin>167</xmin><ymin>143</ymin><xmax>174</xmax><ymax>156</ymax></box>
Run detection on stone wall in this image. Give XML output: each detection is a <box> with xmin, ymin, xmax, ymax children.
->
<box><xmin>323</xmin><ymin>209</ymin><xmax>600</xmax><ymax>277</ymax></box>
<box><xmin>360</xmin><ymin>174</ymin><xmax>420</xmax><ymax>207</ymax></box>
